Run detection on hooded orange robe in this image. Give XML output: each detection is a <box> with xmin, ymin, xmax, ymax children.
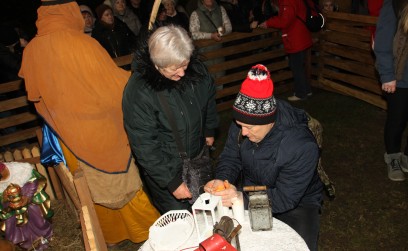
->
<box><xmin>19</xmin><ymin>1</ymin><xmax>160</xmax><ymax>244</ymax></box>
<box><xmin>19</xmin><ymin>1</ymin><xmax>130</xmax><ymax>173</ymax></box>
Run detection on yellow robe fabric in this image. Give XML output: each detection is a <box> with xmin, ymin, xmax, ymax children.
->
<box><xmin>19</xmin><ymin>1</ymin><xmax>130</xmax><ymax>173</ymax></box>
<box><xmin>61</xmin><ymin>142</ymin><xmax>160</xmax><ymax>244</ymax></box>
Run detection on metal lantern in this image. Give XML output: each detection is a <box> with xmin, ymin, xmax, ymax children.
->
<box><xmin>244</xmin><ymin>186</ymin><xmax>273</xmax><ymax>231</ymax></box>
<box><xmin>192</xmin><ymin>193</ymin><xmax>224</xmax><ymax>242</ymax></box>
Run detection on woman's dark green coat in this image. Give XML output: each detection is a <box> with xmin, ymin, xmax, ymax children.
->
<box><xmin>122</xmin><ymin>41</ymin><xmax>219</xmax><ymax>213</ymax></box>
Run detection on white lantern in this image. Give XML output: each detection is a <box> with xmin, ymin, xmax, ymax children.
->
<box><xmin>192</xmin><ymin>192</ymin><xmax>224</xmax><ymax>242</ymax></box>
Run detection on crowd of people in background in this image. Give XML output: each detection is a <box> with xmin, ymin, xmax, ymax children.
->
<box><xmin>3</xmin><ymin>0</ymin><xmax>408</xmax><ymax>250</ymax></box>
<box><xmin>1</xmin><ymin>0</ymin><xmax>379</xmax><ymax>84</ymax></box>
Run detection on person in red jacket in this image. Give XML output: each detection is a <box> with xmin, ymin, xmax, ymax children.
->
<box><xmin>368</xmin><ymin>0</ymin><xmax>384</xmax><ymax>49</ymax></box>
<box><xmin>259</xmin><ymin>0</ymin><xmax>313</xmax><ymax>101</ymax></box>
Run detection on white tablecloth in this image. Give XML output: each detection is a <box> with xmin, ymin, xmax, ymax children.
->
<box><xmin>139</xmin><ymin>210</ymin><xmax>309</xmax><ymax>251</ymax></box>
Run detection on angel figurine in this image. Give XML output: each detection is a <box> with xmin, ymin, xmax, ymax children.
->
<box><xmin>0</xmin><ymin>162</ymin><xmax>53</xmax><ymax>250</ymax></box>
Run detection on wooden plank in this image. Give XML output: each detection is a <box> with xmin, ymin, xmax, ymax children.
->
<box><xmin>0</xmin><ymin>79</ymin><xmax>23</xmax><ymax>94</ymax></box>
<box><xmin>22</xmin><ymin>143</ymin><xmax>63</xmax><ymax>200</ymax></box>
<box><xmin>73</xmin><ymin>168</ymin><xmax>107</xmax><ymax>251</ymax></box>
<box><xmin>325</xmin><ymin>22</ymin><xmax>371</xmax><ymax>38</ymax></box>
<box><xmin>54</xmin><ymin>163</ymin><xmax>81</xmax><ymax>211</ymax></box>
<box><xmin>320</xmin><ymin>78</ymin><xmax>386</xmax><ymax>109</ymax></box>
<box><xmin>322</xmin><ymin>32</ymin><xmax>371</xmax><ymax>51</ymax></box>
<box><xmin>217</xmin><ymin>100</ymin><xmax>235</xmax><ymax>112</ymax></box>
<box><xmin>323</xmin><ymin>56</ymin><xmax>377</xmax><ymax>80</ymax></box>
<box><xmin>48</xmin><ymin>167</ymin><xmax>64</xmax><ymax>200</ymax></box>
<box><xmin>321</xmin><ymin>68</ymin><xmax>381</xmax><ymax>94</ymax></box>
<box><xmin>0</xmin><ymin>126</ymin><xmax>40</xmax><ymax>147</ymax></box>
<box><xmin>0</xmin><ymin>112</ymin><xmax>38</xmax><ymax>129</ymax></box>
<box><xmin>201</xmin><ymin>37</ymin><xmax>279</xmax><ymax>60</ymax></box>
<box><xmin>20</xmin><ymin>148</ymin><xmax>41</xmax><ymax>165</ymax></box>
<box><xmin>79</xmin><ymin>206</ymin><xmax>95</xmax><ymax>251</ymax></box>
<box><xmin>214</xmin><ymin>60</ymin><xmax>289</xmax><ymax>87</ymax></box>
<box><xmin>194</xmin><ymin>28</ymin><xmax>277</xmax><ymax>48</ymax></box>
<box><xmin>216</xmin><ymin>85</ymin><xmax>242</xmax><ymax>99</ymax></box>
<box><xmin>0</xmin><ymin>96</ymin><xmax>29</xmax><ymax>112</ymax></box>
<box><xmin>113</xmin><ymin>54</ymin><xmax>133</xmax><ymax>68</ymax></box>
<box><xmin>12</xmin><ymin>149</ymin><xmax>23</xmax><ymax>161</ymax></box>
<box><xmin>80</xmin><ymin>206</ymin><xmax>94</xmax><ymax>251</ymax></box>
<box><xmin>322</xmin><ymin>43</ymin><xmax>375</xmax><ymax>65</ymax></box>
<box><xmin>325</xmin><ymin>11</ymin><xmax>378</xmax><ymax>25</ymax></box>
<box><xmin>31</xmin><ymin>147</ymin><xmax>55</xmax><ymax>200</ymax></box>
<box><xmin>207</xmin><ymin>49</ymin><xmax>286</xmax><ymax>73</ymax></box>
<box><xmin>3</xmin><ymin>151</ymin><xmax>13</xmax><ymax>161</ymax></box>
<box><xmin>36</xmin><ymin>128</ymin><xmax>43</xmax><ymax>148</ymax></box>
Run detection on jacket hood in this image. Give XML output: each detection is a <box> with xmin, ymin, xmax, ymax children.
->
<box><xmin>132</xmin><ymin>27</ymin><xmax>206</xmax><ymax>92</ymax></box>
<box><xmin>274</xmin><ymin>99</ymin><xmax>309</xmax><ymax>129</ymax></box>
<box><xmin>79</xmin><ymin>4</ymin><xmax>95</xmax><ymax>18</ymax></box>
<box><xmin>36</xmin><ymin>1</ymin><xmax>84</xmax><ymax>36</ymax></box>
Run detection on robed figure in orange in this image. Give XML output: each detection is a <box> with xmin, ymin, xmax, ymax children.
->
<box><xmin>19</xmin><ymin>0</ymin><xmax>159</xmax><ymax>246</ymax></box>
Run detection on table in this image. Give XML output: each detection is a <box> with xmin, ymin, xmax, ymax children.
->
<box><xmin>139</xmin><ymin>210</ymin><xmax>309</xmax><ymax>251</ymax></box>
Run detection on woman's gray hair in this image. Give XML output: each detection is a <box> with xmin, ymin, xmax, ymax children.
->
<box><xmin>149</xmin><ymin>25</ymin><xmax>194</xmax><ymax>68</ymax></box>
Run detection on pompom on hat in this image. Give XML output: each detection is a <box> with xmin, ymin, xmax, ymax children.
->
<box><xmin>233</xmin><ymin>64</ymin><xmax>277</xmax><ymax>125</ymax></box>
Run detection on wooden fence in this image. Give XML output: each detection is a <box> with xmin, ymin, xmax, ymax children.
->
<box><xmin>312</xmin><ymin>11</ymin><xmax>384</xmax><ymax>109</ymax></box>
<box><xmin>0</xmin><ymin>12</ymin><xmax>383</xmax><ymax>151</ymax></box>
<box><xmin>0</xmin><ymin>79</ymin><xmax>41</xmax><ymax>151</ymax></box>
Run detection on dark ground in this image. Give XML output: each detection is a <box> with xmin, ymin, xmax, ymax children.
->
<box><xmin>35</xmin><ymin>89</ymin><xmax>408</xmax><ymax>250</ymax></box>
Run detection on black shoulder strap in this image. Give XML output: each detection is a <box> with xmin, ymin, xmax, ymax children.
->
<box><xmin>157</xmin><ymin>91</ymin><xmax>187</xmax><ymax>159</ymax></box>
<box><xmin>198</xmin><ymin>9</ymin><xmax>219</xmax><ymax>32</ymax></box>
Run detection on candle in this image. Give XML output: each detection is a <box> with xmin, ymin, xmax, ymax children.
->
<box><xmin>231</xmin><ymin>191</ymin><xmax>245</xmax><ymax>224</ymax></box>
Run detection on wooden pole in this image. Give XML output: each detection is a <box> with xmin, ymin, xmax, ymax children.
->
<box><xmin>148</xmin><ymin>0</ymin><xmax>162</xmax><ymax>31</ymax></box>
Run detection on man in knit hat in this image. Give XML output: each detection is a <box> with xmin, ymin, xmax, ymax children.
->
<box><xmin>205</xmin><ymin>64</ymin><xmax>323</xmax><ymax>251</ymax></box>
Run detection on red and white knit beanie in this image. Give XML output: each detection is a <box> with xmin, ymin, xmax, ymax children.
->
<box><xmin>233</xmin><ymin>64</ymin><xmax>277</xmax><ymax>125</ymax></box>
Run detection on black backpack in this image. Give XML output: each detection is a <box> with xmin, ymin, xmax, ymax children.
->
<box><xmin>300</xmin><ymin>0</ymin><xmax>325</xmax><ymax>32</ymax></box>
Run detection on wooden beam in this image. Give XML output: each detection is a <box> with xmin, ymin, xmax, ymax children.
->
<box><xmin>54</xmin><ymin>163</ymin><xmax>81</xmax><ymax>211</ymax></box>
<box><xmin>73</xmin><ymin>168</ymin><xmax>107</xmax><ymax>251</ymax></box>
<box><xmin>0</xmin><ymin>96</ymin><xmax>29</xmax><ymax>112</ymax></box>
<box><xmin>0</xmin><ymin>79</ymin><xmax>23</xmax><ymax>94</ymax></box>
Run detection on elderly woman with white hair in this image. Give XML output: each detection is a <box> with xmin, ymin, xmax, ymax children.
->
<box><xmin>122</xmin><ymin>25</ymin><xmax>219</xmax><ymax>214</ymax></box>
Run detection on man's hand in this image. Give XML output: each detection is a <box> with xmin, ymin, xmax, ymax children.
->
<box><xmin>204</xmin><ymin>179</ymin><xmax>224</xmax><ymax>193</ymax></box>
<box><xmin>205</xmin><ymin>180</ymin><xmax>238</xmax><ymax>207</ymax></box>
<box><xmin>172</xmin><ymin>182</ymin><xmax>192</xmax><ymax>200</ymax></box>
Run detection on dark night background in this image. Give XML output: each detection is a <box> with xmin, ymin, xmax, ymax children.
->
<box><xmin>0</xmin><ymin>0</ymin><xmax>105</xmax><ymax>40</ymax></box>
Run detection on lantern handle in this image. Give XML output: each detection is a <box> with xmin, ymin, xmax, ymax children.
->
<box><xmin>243</xmin><ymin>186</ymin><xmax>267</xmax><ymax>192</ymax></box>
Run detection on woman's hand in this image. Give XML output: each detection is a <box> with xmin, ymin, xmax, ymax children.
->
<box><xmin>206</xmin><ymin>137</ymin><xmax>215</xmax><ymax>146</ymax></box>
<box><xmin>211</xmin><ymin>32</ymin><xmax>222</xmax><ymax>42</ymax></box>
<box><xmin>382</xmin><ymin>80</ymin><xmax>396</xmax><ymax>93</ymax></box>
<box><xmin>258</xmin><ymin>22</ymin><xmax>267</xmax><ymax>29</ymax></box>
<box><xmin>250</xmin><ymin>21</ymin><xmax>258</xmax><ymax>29</ymax></box>
<box><xmin>172</xmin><ymin>182</ymin><xmax>192</xmax><ymax>200</ymax></box>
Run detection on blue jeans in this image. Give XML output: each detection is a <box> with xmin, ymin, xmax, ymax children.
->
<box><xmin>275</xmin><ymin>205</ymin><xmax>321</xmax><ymax>251</ymax></box>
